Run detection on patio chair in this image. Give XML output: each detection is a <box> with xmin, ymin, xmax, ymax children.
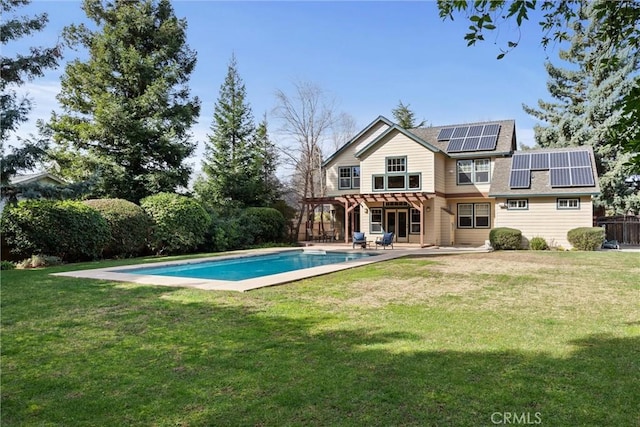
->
<box><xmin>375</xmin><ymin>232</ymin><xmax>394</xmax><ymax>250</ymax></box>
<box><xmin>306</xmin><ymin>228</ymin><xmax>320</xmax><ymax>242</ymax></box>
<box><xmin>352</xmin><ymin>232</ymin><xmax>367</xmax><ymax>248</ymax></box>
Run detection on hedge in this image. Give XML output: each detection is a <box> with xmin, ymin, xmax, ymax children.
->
<box><xmin>84</xmin><ymin>198</ymin><xmax>152</xmax><ymax>258</ymax></box>
<box><xmin>0</xmin><ymin>199</ymin><xmax>110</xmax><ymax>262</ymax></box>
<box><xmin>567</xmin><ymin>227</ymin><xmax>605</xmax><ymax>251</ymax></box>
<box><xmin>243</xmin><ymin>207</ymin><xmax>286</xmax><ymax>244</ymax></box>
<box><xmin>529</xmin><ymin>236</ymin><xmax>549</xmax><ymax>251</ymax></box>
<box><xmin>489</xmin><ymin>227</ymin><xmax>522</xmax><ymax>250</ymax></box>
<box><xmin>140</xmin><ymin>193</ymin><xmax>210</xmax><ymax>254</ymax></box>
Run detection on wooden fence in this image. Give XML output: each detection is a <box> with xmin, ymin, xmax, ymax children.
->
<box><xmin>595</xmin><ymin>215</ymin><xmax>640</xmax><ymax>245</ymax></box>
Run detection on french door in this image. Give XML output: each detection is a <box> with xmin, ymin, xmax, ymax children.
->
<box><xmin>385</xmin><ymin>209</ymin><xmax>408</xmax><ymax>242</ymax></box>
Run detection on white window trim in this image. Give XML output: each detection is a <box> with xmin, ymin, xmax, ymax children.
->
<box><xmin>557</xmin><ymin>198</ymin><xmax>580</xmax><ymax>210</ymax></box>
<box><xmin>457</xmin><ymin>158</ymin><xmax>491</xmax><ymax>185</ymax></box>
<box><xmin>370</xmin><ymin>208</ymin><xmax>383</xmax><ymax>233</ymax></box>
<box><xmin>457</xmin><ymin>203</ymin><xmax>490</xmax><ymax>229</ymax></box>
<box><xmin>507</xmin><ymin>199</ymin><xmax>529</xmax><ymax>210</ymax></box>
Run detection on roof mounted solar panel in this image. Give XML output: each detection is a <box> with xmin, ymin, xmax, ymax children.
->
<box><xmin>550</xmin><ymin>167</ymin><xmax>572</xmax><ymax>187</ymax></box>
<box><xmin>452</xmin><ymin>126</ymin><xmax>469</xmax><ymax>138</ymax></box>
<box><xmin>447</xmin><ymin>138</ymin><xmax>465</xmax><ymax>152</ymax></box>
<box><xmin>569</xmin><ymin>150</ymin><xmax>591</xmax><ymax>167</ymax></box>
<box><xmin>531</xmin><ymin>153</ymin><xmax>550</xmax><ymax>170</ymax></box>
<box><xmin>437</xmin><ymin>127</ymin><xmax>455</xmax><ymax>141</ymax></box>
<box><xmin>467</xmin><ymin>125</ymin><xmax>483</xmax><ymax>137</ymax></box>
<box><xmin>509</xmin><ymin>170</ymin><xmax>531</xmax><ymax>188</ymax></box>
<box><xmin>512</xmin><ymin>153</ymin><xmax>531</xmax><ymax>170</ymax></box>
<box><xmin>550</xmin><ymin>152</ymin><xmax>570</xmax><ymax>168</ymax></box>
<box><xmin>482</xmin><ymin>124</ymin><xmax>500</xmax><ymax>136</ymax></box>
<box><xmin>462</xmin><ymin>137</ymin><xmax>480</xmax><ymax>151</ymax></box>
<box><xmin>570</xmin><ymin>166</ymin><xmax>595</xmax><ymax>186</ymax></box>
<box><xmin>477</xmin><ymin>136</ymin><xmax>498</xmax><ymax>151</ymax></box>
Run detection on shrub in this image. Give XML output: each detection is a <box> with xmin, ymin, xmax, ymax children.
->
<box><xmin>567</xmin><ymin>227</ymin><xmax>605</xmax><ymax>251</ymax></box>
<box><xmin>0</xmin><ymin>200</ymin><xmax>110</xmax><ymax>262</ymax></box>
<box><xmin>140</xmin><ymin>193</ymin><xmax>210</xmax><ymax>254</ymax></box>
<box><xmin>529</xmin><ymin>236</ymin><xmax>549</xmax><ymax>251</ymax></box>
<box><xmin>489</xmin><ymin>227</ymin><xmax>522</xmax><ymax>250</ymax></box>
<box><xmin>83</xmin><ymin>199</ymin><xmax>152</xmax><ymax>258</ymax></box>
<box><xmin>243</xmin><ymin>207</ymin><xmax>286</xmax><ymax>244</ymax></box>
<box><xmin>1</xmin><ymin>260</ymin><xmax>15</xmax><ymax>270</ymax></box>
<box><xmin>16</xmin><ymin>255</ymin><xmax>63</xmax><ymax>269</ymax></box>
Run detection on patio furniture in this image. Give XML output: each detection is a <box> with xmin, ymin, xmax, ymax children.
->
<box><xmin>375</xmin><ymin>232</ymin><xmax>394</xmax><ymax>249</ymax></box>
<box><xmin>352</xmin><ymin>232</ymin><xmax>367</xmax><ymax>248</ymax></box>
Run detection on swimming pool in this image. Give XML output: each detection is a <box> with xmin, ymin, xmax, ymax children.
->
<box><xmin>123</xmin><ymin>250</ymin><xmax>378</xmax><ymax>281</ymax></box>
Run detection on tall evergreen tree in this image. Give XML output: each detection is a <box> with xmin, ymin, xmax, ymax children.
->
<box><xmin>392</xmin><ymin>100</ymin><xmax>426</xmax><ymax>128</ymax></box>
<box><xmin>49</xmin><ymin>0</ymin><xmax>200</xmax><ymax>203</ymax></box>
<box><xmin>252</xmin><ymin>115</ymin><xmax>280</xmax><ymax>206</ymax></box>
<box><xmin>197</xmin><ymin>55</ymin><xmax>271</xmax><ymax>208</ymax></box>
<box><xmin>1</xmin><ymin>0</ymin><xmax>61</xmax><ymax>196</ymax></box>
<box><xmin>522</xmin><ymin>4</ymin><xmax>640</xmax><ymax>214</ymax></box>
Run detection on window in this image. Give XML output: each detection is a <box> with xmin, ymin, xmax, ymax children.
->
<box><xmin>410</xmin><ymin>208</ymin><xmax>421</xmax><ymax>233</ymax></box>
<box><xmin>457</xmin><ymin>159</ymin><xmax>491</xmax><ymax>184</ymax></box>
<box><xmin>457</xmin><ymin>203</ymin><xmax>490</xmax><ymax>228</ymax></box>
<box><xmin>387</xmin><ymin>157</ymin><xmax>406</xmax><ymax>173</ymax></box>
<box><xmin>507</xmin><ymin>199</ymin><xmax>528</xmax><ymax>210</ymax></box>
<box><xmin>408</xmin><ymin>173</ymin><xmax>421</xmax><ymax>189</ymax></box>
<box><xmin>557</xmin><ymin>198</ymin><xmax>580</xmax><ymax>209</ymax></box>
<box><xmin>387</xmin><ymin>175</ymin><xmax>405</xmax><ymax>189</ymax></box>
<box><xmin>373</xmin><ymin>175</ymin><xmax>385</xmax><ymax>191</ymax></box>
<box><xmin>338</xmin><ymin>166</ymin><xmax>360</xmax><ymax>190</ymax></box>
<box><xmin>370</xmin><ymin>208</ymin><xmax>383</xmax><ymax>233</ymax></box>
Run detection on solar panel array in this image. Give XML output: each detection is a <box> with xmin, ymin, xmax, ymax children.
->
<box><xmin>508</xmin><ymin>150</ymin><xmax>595</xmax><ymax>189</ymax></box>
<box><xmin>437</xmin><ymin>124</ymin><xmax>501</xmax><ymax>153</ymax></box>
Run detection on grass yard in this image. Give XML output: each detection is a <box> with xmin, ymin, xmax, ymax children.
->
<box><xmin>1</xmin><ymin>251</ymin><xmax>639</xmax><ymax>426</ymax></box>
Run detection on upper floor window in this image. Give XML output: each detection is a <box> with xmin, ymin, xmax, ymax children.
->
<box><xmin>387</xmin><ymin>157</ymin><xmax>406</xmax><ymax>173</ymax></box>
<box><xmin>457</xmin><ymin>159</ymin><xmax>491</xmax><ymax>185</ymax></box>
<box><xmin>338</xmin><ymin>166</ymin><xmax>360</xmax><ymax>189</ymax></box>
<box><xmin>557</xmin><ymin>198</ymin><xmax>579</xmax><ymax>210</ymax></box>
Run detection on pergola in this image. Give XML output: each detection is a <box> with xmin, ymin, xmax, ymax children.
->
<box><xmin>303</xmin><ymin>192</ymin><xmax>435</xmax><ymax>247</ymax></box>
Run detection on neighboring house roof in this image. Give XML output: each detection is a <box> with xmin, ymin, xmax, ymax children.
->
<box><xmin>409</xmin><ymin>119</ymin><xmax>517</xmax><ymax>158</ymax></box>
<box><xmin>9</xmin><ymin>172</ymin><xmax>66</xmax><ymax>186</ymax></box>
<box><xmin>489</xmin><ymin>146</ymin><xmax>601</xmax><ymax>197</ymax></box>
<box><xmin>354</xmin><ymin>124</ymin><xmax>441</xmax><ymax>158</ymax></box>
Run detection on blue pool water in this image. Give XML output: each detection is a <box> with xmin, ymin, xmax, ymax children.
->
<box><xmin>123</xmin><ymin>250</ymin><xmax>378</xmax><ymax>281</ymax></box>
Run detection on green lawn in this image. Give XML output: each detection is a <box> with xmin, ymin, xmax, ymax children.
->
<box><xmin>2</xmin><ymin>251</ymin><xmax>639</xmax><ymax>426</ymax></box>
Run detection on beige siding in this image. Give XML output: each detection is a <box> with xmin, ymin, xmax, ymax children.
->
<box><xmin>325</xmin><ymin>121</ymin><xmax>389</xmax><ymax>196</ymax></box>
<box><xmin>494</xmin><ymin>196</ymin><xmax>593</xmax><ymax>249</ymax></box>
<box><xmin>360</xmin><ymin>130</ymin><xmax>436</xmax><ymax>193</ymax></box>
<box><xmin>434</xmin><ymin>153</ymin><xmax>446</xmax><ymax>194</ymax></box>
<box><xmin>448</xmin><ymin>197</ymin><xmax>494</xmax><ymax>246</ymax></box>
<box><xmin>444</xmin><ymin>157</ymin><xmax>494</xmax><ymax>196</ymax></box>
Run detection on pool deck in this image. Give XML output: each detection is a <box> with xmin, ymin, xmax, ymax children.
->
<box><xmin>52</xmin><ymin>244</ymin><xmax>490</xmax><ymax>292</ymax></box>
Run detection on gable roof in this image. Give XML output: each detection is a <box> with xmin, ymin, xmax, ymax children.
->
<box><xmin>10</xmin><ymin>172</ymin><xmax>66</xmax><ymax>186</ymax></box>
<box><xmin>489</xmin><ymin>146</ymin><xmax>601</xmax><ymax>197</ymax></box>
<box><xmin>354</xmin><ymin>124</ymin><xmax>441</xmax><ymax>158</ymax></box>
<box><xmin>322</xmin><ymin>115</ymin><xmax>393</xmax><ymax>167</ymax></box>
<box><xmin>409</xmin><ymin>119</ymin><xmax>517</xmax><ymax>158</ymax></box>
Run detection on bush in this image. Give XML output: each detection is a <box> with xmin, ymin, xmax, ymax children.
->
<box><xmin>1</xmin><ymin>260</ymin><xmax>15</xmax><ymax>270</ymax></box>
<box><xmin>567</xmin><ymin>227</ymin><xmax>605</xmax><ymax>251</ymax></box>
<box><xmin>529</xmin><ymin>236</ymin><xmax>549</xmax><ymax>251</ymax></box>
<box><xmin>243</xmin><ymin>207</ymin><xmax>286</xmax><ymax>244</ymax></box>
<box><xmin>16</xmin><ymin>254</ymin><xmax>63</xmax><ymax>269</ymax></box>
<box><xmin>0</xmin><ymin>200</ymin><xmax>110</xmax><ymax>262</ymax></box>
<box><xmin>489</xmin><ymin>227</ymin><xmax>522</xmax><ymax>250</ymax></box>
<box><xmin>140</xmin><ymin>193</ymin><xmax>210</xmax><ymax>255</ymax></box>
<box><xmin>84</xmin><ymin>199</ymin><xmax>152</xmax><ymax>258</ymax></box>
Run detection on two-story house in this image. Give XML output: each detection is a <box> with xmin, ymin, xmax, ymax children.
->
<box><xmin>308</xmin><ymin>116</ymin><xmax>600</xmax><ymax>249</ymax></box>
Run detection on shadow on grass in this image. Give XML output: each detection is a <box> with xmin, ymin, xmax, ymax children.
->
<box><xmin>1</xmin><ymin>277</ymin><xmax>638</xmax><ymax>426</ymax></box>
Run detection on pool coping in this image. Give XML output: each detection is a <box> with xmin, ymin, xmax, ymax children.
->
<box><xmin>52</xmin><ymin>247</ymin><xmax>409</xmax><ymax>292</ymax></box>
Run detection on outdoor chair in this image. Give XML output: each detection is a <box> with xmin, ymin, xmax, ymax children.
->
<box><xmin>352</xmin><ymin>232</ymin><xmax>367</xmax><ymax>248</ymax></box>
<box><xmin>375</xmin><ymin>232</ymin><xmax>394</xmax><ymax>250</ymax></box>
<box><xmin>306</xmin><ymin>228</ymin><xmax>320</xmax><ymax>242</ymax></box>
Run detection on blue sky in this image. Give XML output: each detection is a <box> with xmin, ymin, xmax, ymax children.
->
<box><xmin>6</xmin><ymin>1</ymin><xmax>562</xmax><ymax>175</ymax></box>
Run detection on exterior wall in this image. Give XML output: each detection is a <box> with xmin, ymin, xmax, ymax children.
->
<box><xmin>434</xmin><ymin>153</ymin><xmax>447</xmax><ymax>195</ymax></box>
<box><xmin>359</xmin><ymin>130</ymin><xmax>436</xmax><ymax>193</ymax></box>
<box><xmin>444</xmin><ymin>157</ymin><xmax>493</xmax><ymax>196</ymax></box>
<box><xmin>447</xmin><ymin>197</ymin><xmax>494</xmax><ymax>246</ymax></box>
<box><xmin>494</xmin><ymin>196</ymin><xmax>594</xmax><ymax>249</ymax></box>
<box><xmin>325</xmin><ymin>121</ymin><xmax>390</xmax><ymax>196</ymax></box>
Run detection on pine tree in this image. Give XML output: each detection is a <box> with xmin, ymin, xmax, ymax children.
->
<box><xmin>522</xmin><ymin>4</ymin><xmax>640</xmax><ymax>214</ymax></box>
<box><xmin>392</xmin><ymin>100</ymin><xmax>426</xmax><ymax>128</ymax></box>
<box><xmin>1</xmin><ymin>0</ymin><xmax>61</xmax><ymax>196</ymax></box>
<box><xmin>49</xmin><ymin>0</ymin><xmax>200</xmax><ymax>203</ymax></box>
<box><xmin>252</xmin><ymin>116</ymin><xmax>280</xmax><ymax>206</ymax></box>
<box><xmin>197</xmin><ymin>55</ymin><xmax>269</xmax><ymax>208</ymax></box>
